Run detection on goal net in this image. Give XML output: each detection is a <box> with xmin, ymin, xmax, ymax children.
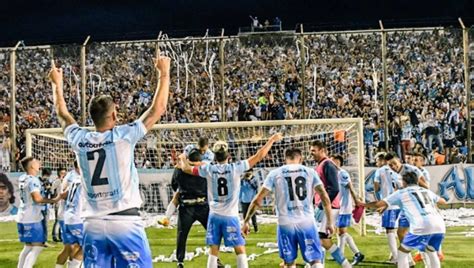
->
<box><xmin>25</xmin><ymin>118</ymin><xmax>366</xmax><ymax>235</ymax></box>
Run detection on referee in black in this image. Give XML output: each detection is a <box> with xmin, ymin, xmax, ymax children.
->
<box><xmin>172</xmin><ymin>148</ymin><xmax>223</xmax><ymax>268</ymax></box>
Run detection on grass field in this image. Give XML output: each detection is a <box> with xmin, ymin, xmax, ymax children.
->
<box><xmin>0</xmin><ymin>221</ymin><xmax>473</xmax><ymax>267</ymax></box>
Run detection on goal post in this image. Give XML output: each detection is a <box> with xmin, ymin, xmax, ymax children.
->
<box><xmin>25</xmin><ymin>118</ymin><xmax>366</xmax><ymax>235</ymax></box>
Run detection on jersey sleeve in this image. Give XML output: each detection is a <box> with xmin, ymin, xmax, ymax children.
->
<box><xmin>340</xmin><ymin>170</ymin><xmax>350</xmax><ymax>187</ymax></box>
<box><xmin>383</xmin><ymin>191</ymin><xmax>401</xmax><ymax>207</ymax></box>
<box><xmin>233</xmin><ymin>160</ymin><xmax>250</xmax><ymax>177</ymax></box>
<box><xmin>373</xmin><ymin>168</ymin><xmax>381</xmax><ymax>183</ymax></box>
<box><xmin>64</xmin><ymin>124</ymin><xmax>88</xmax><ymax>150</ymax></box>
<box><xmin>195</xmin><ymin>163</ymin><xmax>210</xmax><ymax>178</ymax></box>
<box><xmin>262</xmin><ymin>171</ymin><xmax>275</xmax><ymax>191</ymax></box>
<box><xmin>183</xmin><ymin>145</ymin><xmax>193</xmax><ymax>156</ymax></box>
<box><xmin>115</xmin><ymin>120</ymin><xmax>148</xmax><ymax>145</ymax></box>
<box><xmin>427</xmin><ymin>190</ymin><xmax>440</xmax><ymax>203</ymax></box>
<box><xmin>28</xmin><ymin>177</ymin><xmax>41</xmax><ymax>193</ymax></box>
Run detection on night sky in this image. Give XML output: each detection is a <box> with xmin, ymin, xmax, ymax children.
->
<box><xmin>1</xmin><ymin>0</ymin><xmax>473</xmax><ymax>46</ymax></box>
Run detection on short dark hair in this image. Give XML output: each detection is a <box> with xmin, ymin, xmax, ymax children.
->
<box><xmin>402</xmin><ymin>171</ymin><xmax>419</xmax><ymax>186</ymax></box>
<box><xmin>284</xmin><ymin>148</ymin><xmax>302</xmax><ymax>160</ymax></box>
<box><xmin>376</xmin><ymin>153</ymin><xmax>386</xmax><ymax>161</ymax></box>
<box><xmin>384</xmin><ymin>152</ymin><xmax>398</xmax><ymax>161</ymax></box>
<box><xmin>0</xmin><ymin>173</ymin><xmax>15</xmax><ymax>204</ymax></box>
<box><xmin>214</xmin><ymin>148</ymin><xmax>229</xmax><ymax>162</ymax></box>
<box><xmin>73</xmin><ymin>160</ymin><xmax>79</xmax><ymax>169</ymax></box>
<box><xmin>198</xmin><ymin>137</ymin><xmax>209</xmax><ymax>149</ymax></box>
<box><xmin>311</xmin><ymin>140</ymin><xmax>327</xmax><ymax>150</ymax></box>
<box><xmin>89</xmin><ymin>95</ymin><xmax>115</xmax><ymax>127</ymax></box>
<box><xmin>20</xmin><ymin>156</ymin><xmax>34</xmax><ymax>172</ymax></box>
<box><xmin>42</xmin><ymin>167</ymin><xmax>52</xmax><ymax>177</ymax></box>
<box><xmin>188</xmin><ymin>148</ymin><xmax>202</xmax><ymax>162</ymax></box>
<box><xmin>57</xmin><ymin>167</ymin><xmax>67</xmax><ymax>175</ymax></box>
<box><xmin>331</xmin><ymin>154</ymin><xmax>344</xmax><ymax>165</ymax></box>
<box><xmin>413</xmin><ymin>152</ymin><xmax>426</xmax><ymax>159</ymax></box>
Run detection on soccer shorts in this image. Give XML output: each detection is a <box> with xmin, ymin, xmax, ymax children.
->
<box><xmin>398</xmin><ymin>212</ymin><xmax>410</xmax><ymax>228</ymax></box>
<box><xmin>83</xmin><ymin>216</ymin><xmax>152</xmax><ymax>268</ymax></box>
<box><xmin>59</xmin><ymin>220</ymin><xmax>66</xmax><ymax>241</ymax></box>
<box><xmin>316</xmin><ymin>208</ymin><xmax>339</xmax><ymax>236</ymax></box>
<box><xmin>278</xmin><ymin>220</ymin><xmax>323</xmax><ymax>264</ymax></box>
<box><xmin>206</xmin><ymin>213</ymin><xmax>245</xmax><ymax>247</ymax></box>
<box><xmin>63</xmin><ymin>223</ymin><xmax>84</xmax><ymax>246</ymax></box>
<box><xmin>381</xmin><ymin>209</ymin><xmax>400</xmax><ymax>229</ymax></box>
<box><xmin>17</xmin><ymin>222</ymin><xmax>45</xmax><ymax>244</ymax></box>
<box><xmin>401</xmin><ymin>232</ymin><xmax>445</xmax><ymax>252</ymax></box>
<box><xmin>336</xmin><ymin>214</ymin><xmax>352</xmax><ymax>228</ymax></box>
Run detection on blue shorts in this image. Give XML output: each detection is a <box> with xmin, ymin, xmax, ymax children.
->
<box><xmin>83</xmin><ymin>217</ymin><xmax>152</xmax><ymax>268</ymax></box>
<box><xmin>206</xmin><ymin>213</ymin><xmax>245</xmax><ymax>247</ymax></box>
<box><xmin>398</xmin><ymin>212</ymin><xmax>410</xmax><ymax>228</ymax></box>
<box><xmin>63</xmin><ymin>223</ymin><xmax>84</xmax><ymax>246</ymax></box>
<box><xmin>402</xmin><ymin>233</ymin><xmax>444</xmax><ymax>252</ymax></box>
<box><xmin>17</xmin><ymin>222</ymin><xmax>46</xmax><ymax>244</ymax></box>
<box><xmin>381</xmin><ymin>209</ymin><xmax>400</xmax><ymax>229</ymax></box>
<box><xmin>59</xmin><ymin>220</ymin><xmax>66</xmax><ymax>241</ymax></box>
<box><xmin>336</xmin><ymin>214</ymin><xmax>352</xmax><ymax>228</ymax></box>
<box><xmin>278</xmin><ymin>221</ymin><xmax>323</xmax><ymax>264</ymax></box>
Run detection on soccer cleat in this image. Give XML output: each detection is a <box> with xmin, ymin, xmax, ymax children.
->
<box><xmin>438</xmin><ymin>251</ymin><xmax>445</xmax><ymax>261</ymax></box>
<box><xmin>352</xmin><ymin>252</ymin><xmax>365</xmax><ymax>265</ymax></box>
<box><xmin>413</xmin><ymin>252</ymin><xmax>423</xmax><ymax>263</ymax></box>
<box><xmin>157</xmin><ymin>217</ymin><xmax>170</xmax><ymax>227</ymax></box>
<box><xmin>386</xmin><ymin>256</ymin><xmax>397</xmax><ymax>264</ymax></box>
<box><xmin>217</xmin><ymin>258</ymin><xmax>225</xmax><ymax>268</ymax></box>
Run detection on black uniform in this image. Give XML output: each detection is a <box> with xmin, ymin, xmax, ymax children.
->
<box><xmin>171</xmin><ymin>168</ymin><xmax>210</xmax><ymax>263</ymax></box>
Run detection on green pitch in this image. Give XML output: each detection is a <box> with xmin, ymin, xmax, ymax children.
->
<box><xmin>0</xmin><ymin>221</ymin><xmax>473</xmax><ymax>267</ymax></box>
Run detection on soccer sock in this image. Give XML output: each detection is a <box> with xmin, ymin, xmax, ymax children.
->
<box><xmin>408</xmin><ymin>253</ymin><xmax>415</xmax><ymax>266</ymax></box>
<box><xmin>23</xmin><ymin>246</ymin><xmax>44</xmax><ymax>268</ymax></box>
<box><xmin>18</xmin><ymin>245</ymin><xmax>32</xmax><ymax>268</ymax></box>
<box><xmin>338</xmin><ymin>234</ymin><xmax>346</xmax><ymax>255</ymax></box>
<box><xmin>311</xmin><ymin>263</ymin><xmax>324</xmax><ymax>268</ymax></box>
<box><xmin>68</xmin><ymin>258</ymin><xmax>82</xmax><ymax>268</ymax></box>
<box><xmin>328</xmin><ymin>244</ymin><xmax>347</xmax><ymax>265</ymax></box>
<box><xmin>344</xmin><ymin>233</ymin><xmax>360</xmax><ymax>254</ymax></box>
<box><xmin>165</xmin><ymin>202</ymin><xmax>177</xmax><ymax>218</ymax></box>
<box><xmin>427</xmin><ymin>251</ymin><xmax>441</xmax><ymax>268</ymax></box>
<box><xmin>207</xmin><ymin>254</ymin><xmax>218</xmax><ymax>268</ymax></box>
<box><xmin>387</xmin><ymin>232</ymin><xmax>398</xmax><ymax>259</ymax></box>
<box><xmin>421</xmin><ymin>252</ymin><xmax>431</xmax><ymax>268</ymax></box>
<box><xmin>236</xmin><ymin>253</ymin><xmax>248</xmax><ymax>268</ymax></box>
<box><xmin>321</xmin><ymin>247</ymin><xmax>326</xmax><ymax>264</ymax></box>
<box><xmin>397</xmin><ymin>250</ymin><xmax>409</xmax><ymax>268</ymax></box>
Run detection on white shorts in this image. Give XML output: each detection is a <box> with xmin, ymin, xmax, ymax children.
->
<box><xmin>316</xmin><ymin>208</ymin><xmax>339</xmax><ymax>235</ymax></box>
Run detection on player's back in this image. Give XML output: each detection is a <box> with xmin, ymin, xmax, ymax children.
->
<box><xmin>64</xmin><ymin>170</ymin><xmax>82</xmax><ymax>224</ymax></box>
<box><xmin>374</xmin><ymin>165</ymin><xmax>398</xmax><ymax>200</ymax></box>
<box><xmin>387</xmin><ymin>186</ymin><xmax>445</xmax><ymax>235</ymax></box>
<box><xmin>17</xmin><ymin>174</ymin><xmax>43</xmax><ymax>223</ymax></box>
<box><xmin>264</xmin><ymin>164</ymin><xmax>321</xmax><ymax>225</ymax></box>
<box><xmin>338</xmin><ymin>168</ymin><xmax>353</xmax><ymax>215</ymax></box>
<box><xmin>64</xmin><ymin>121</ymin><xmax>147</xmax><ymax>218</ymax></box>
<box><xmin>197</xmin><ymin>160</ymin><xmax>249</xmax><ymax>217</ymax></box>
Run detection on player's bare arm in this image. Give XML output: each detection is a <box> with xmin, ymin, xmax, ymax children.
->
<box><xmin>139</xmin><ymin>56</ymin><xmax>171</xmax><ymax>131</ymax></box>
<box><xmin>242</xmin><ymin>188</ymin><xmax>270</xmax><ymax>236</ymax></box>
<box><xmin>178</xmin><ymin>154</ymin><xmax>195</xmax><ymax>175</ymax></box>
<box><xmin>49</xmin><ymin>61</ymin><xmax>76</xmax><ymax>129</ymax></box>
<box><xmin>347</xmin><ymin>182</ymin><xmax>363</xmax><ymax>207</ymax></box>
<box><xmin>418</xmin><ymin>176</ymin><xmax>429</xmax><ymax>189</ymax></box>
<box><xmin>315</xmin><ymin>184</ymin><xmax>335</xmax><ymax>235</ymax></box>
<box><xmin>247</xmin><ymin>133</ymin><xmax>283</xmax><ymax>168</ymax></box>
<box><xmin>31</xmin><ymin>191</ymin><xmax>60</xmax><ymax>204</ymax></box>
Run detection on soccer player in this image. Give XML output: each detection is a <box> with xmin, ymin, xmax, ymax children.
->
<box><xmin>17</xmin><ymin>157</ymin><xmax>59</xmax><ymax>268</ymax></box>
<box><xmin>179</xmin><ymin>133</ymin><xmax>283</xmax><ymax>268</ymax></box>
<box><xmin>310</xmin><ymin>141</ymin><xmax>352</xmax><ymax>267</ymax></box>
<box><xmin>52</xmin><ymin>166</ymin><xmax>67</xmax><ymax>242</ymax></box>
<box><xmin>413</xmin><ymin>153</ymin><xmax>431</xmax><ymax>188</ymax></box>
<box><xmin>50</xmin><ymin>55</ymin><xmax>171</xmax><ymax>268</ymax></box>
<box><xmin>0</xmin><ymin>173</ymin><xmax>18</xmax><ymax>216</ymax></box>
<box><xmin>240</xmin><ymin>168</ymin><xmax>259</xmax><ymax>233</ymax></box>
<box><xmin>373</xmin><ymin>152</ymin><xmax>402</xmax><ymax>263</ymax></box>
<box><xmin>55</xmin><ymin>161</ymin><xmax>83</xmax><ymax>268</ymax></box>
<box><xmin>331</xmin><ymin>154</ymin><xmax>365</xmax><ymax>265</ymax></box>
<box><xmin>243</xmin><ymin>148</ymin><xmax>333</xmax><ymax>268</ymax></box>
<box><xmin>365</xmin><ymin>171</ymin><xmax>446</xmax><ymax>268</ymax></box>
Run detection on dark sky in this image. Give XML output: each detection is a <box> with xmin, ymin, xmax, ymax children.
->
<box><xmin>1</xmin><ymin>0</ymin><xmax>473</xmax><ymax>46</ymax></box>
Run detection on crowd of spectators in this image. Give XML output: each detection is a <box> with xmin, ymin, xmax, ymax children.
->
<box><xmin>0</xmin><ymin>28</ymin><xmax>468</xmax><ymax>171</ymax></box>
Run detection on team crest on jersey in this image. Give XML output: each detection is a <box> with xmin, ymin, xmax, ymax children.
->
<box><xmin>121</xmin><ymin>251</ymin><xmax>140</xmax><ymax>261</ymax></box>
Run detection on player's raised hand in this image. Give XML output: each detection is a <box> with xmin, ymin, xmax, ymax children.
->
<box><xmin>269</xmin><ymin>132</ymin><xmax>283</xmax><ymax>143</ymax></box>
<box><xmin>48</xmin><ymin>60</ymin><xmax>63</xmax><ymax>88</ymax></box>
<box><xmin>154</xmin><ymin>56</ymin><xmax>171</xmax><ymax>75</ymax></box>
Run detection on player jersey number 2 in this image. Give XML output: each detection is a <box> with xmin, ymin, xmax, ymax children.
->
<box><xmin>87</xmin><ymin>149</ymin><xmax>109</xmax><ymax>186</ymax></box>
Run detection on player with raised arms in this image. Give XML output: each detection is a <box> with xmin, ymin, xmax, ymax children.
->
<box><xmin>49</xmin><ymin>55</ymin><xmax>171</xmax><ymax>268</ymax></box>
<box><xmin>179</xmin><ymin>133</ymin><xmax>283</xmax><ymax>268</ymax></box>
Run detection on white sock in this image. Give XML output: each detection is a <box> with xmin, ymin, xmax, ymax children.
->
<box><xmin>165</xmin><ymin>202</ymin><xmax>177</xmax><ymax>218</ymax></box>
<box><xmin>341</xmin><ymin>259</ymin><xmax>352</xmax><ymax>268</ymax></box>
<box><xmin>236</xmin><ymin>253</ymin><xmax>248</xmax><ymax>268</ymax></box>
<box><xmin>421</xmin><ymin>252</ymin><xmax>431</xmax><ymax>268</ymax></box>
<box><xmin>397</xmin><ymin>250</ymin><xmax>409</xmax><ymax>268</ymax></box>
<box><xmin>18</xmin><ymin>245</ymin><xmax>32</xmax><ymax>268</ymax></box>
<box><xmin>408</xmin><ymin>253</ymin><xmax>415</xmax><ymax>266</ymax></box>
<box><xmin>207</xmin><ymin>254</ymin><xmax>218</xmax><ymax>268</ymax></box>
<box><xmin>344</xmin><ymin>233</ymin><xmax>360</xmax><ymax>254</ymax></box>
<box><xmin>68</xmin><ymin>258</ymin><xmax>82</xmax><ymax>268</ymax></box>
<box><xmin>338</xmin><ymin>234</ymin><xmax>346</xmax><ymax>255</ymax></box>
<box><xmin>55</xmin><ymin>265</ymin><xmax>65</xmax><ymax>268</ymax></box>
<box><xmin>311</xmin><ymin>263</ymin><xmax>323</xmax><ymax>268</ymax></box>
<box><xmin>387</xmin><ymin>232</ymin><xmax>398</xmax><ymax>259</ymax></box>
<box><xmin>427</xmin><ymin>251</ymin><xmax>441</xmax><ymax>268</ymax></box>
<box><xmin>23</xmin><ymin>246</ymin><xmax>44</xmax><ymax>268</ymax></box>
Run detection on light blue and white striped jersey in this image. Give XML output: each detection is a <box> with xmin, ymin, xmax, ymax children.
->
<box><xmin>196</xmin><ymin>160</ymin><xmax>249</xmax><ymax>217</ymax></box>
<box><xmin>419</xmin><ymin>167</ymin><xmax>431</xmax><ymax>187</ymax></box>
<box><xmin>384</xmin><ymin>186</ymin><xmax>445</xmax><ymax>235</ymax></box>
<box><xmin>64</xmin><ymin>120</ymin><xmax>147</xmax><ymax>218</ymax></box>
<box><xmin>374</xmin><ymin>165</ymin><xmax>399</xmax><ymax>209</ymax></box>
<box><xmin>16</xmin><ymin>174</ymin><xmax>43</xmax><ymax>223</ymax></box>
<box><xmin>263</xmin><ymin>164</ymin><xmax>322</xmax><ymax>225</ymax></box>
<box><xmin>338</xmin><ymin>168</ymin><xmax>353</xmax><ymax>215</ymax></box>
<box><xmin>397</xmin><ymin>164</ymin><xmax>424</xmax><ymax>187</ymax></box>
<box><xmin>184</xmin><ymin>144</ymin><xmax>214</xmax><ymax>163</ymax></box>
<box><xmin>64</xmin><ymin>170</ymin><xmax>82</xmax><ymax>225</ymax></box>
